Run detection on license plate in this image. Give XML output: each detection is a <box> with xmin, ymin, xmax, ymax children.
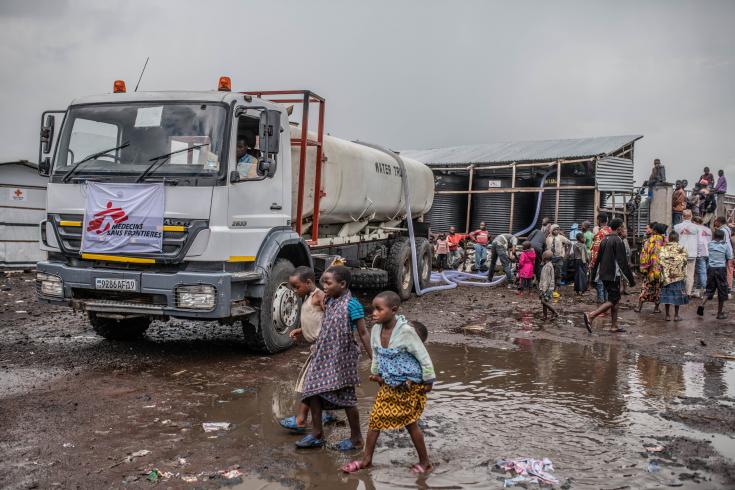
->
<box><xmin>95</xmin><ymin>278</ymin><xmax>137</xmax><ymax>291</ymax></box>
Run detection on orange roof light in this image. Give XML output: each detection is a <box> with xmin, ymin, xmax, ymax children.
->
<box><xmin>218</xmin><ymin>76</ymin><xmax>231</xmax><ymax>92</ymax></box>
<box><xmin>113</xmin><ymin>80</ymin><xmax>126</xmax><ymax>93</ymax></box>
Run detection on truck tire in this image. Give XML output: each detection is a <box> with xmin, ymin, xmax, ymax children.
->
<box><xmin>351</xmin><ymin>268</ymin><xmax>389</xmax><ymax>290</ymax></box>
<box><xmin>415</xmin><ymin>237</ymin><xmax>432</xmax><ymax>289</ymax></box>
<box><xmin>242</xmin><ymin>259</ymin><xmax>299</xmax><ymax>354</ymax></box>
<box><xmin>88</xmin><ymin>312</ymin><xmax>151</xmax><ymax>340</ymax></box>
<box><xmin>386</xmin><ymin>238</ymin><xmax>413</xmax><ymax>300</ymax></box>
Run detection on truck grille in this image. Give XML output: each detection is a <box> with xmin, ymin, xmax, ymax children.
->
<box><xmin>72</xmin><ymin>288</ymin><xmax>167</xmax><ymax>305</ymax></box>
<box><xmin>49</xmin><ymin>214</ymin><xmax>207</xmax><ymax>264</ymax></box>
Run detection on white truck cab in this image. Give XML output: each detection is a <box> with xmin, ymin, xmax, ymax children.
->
<box><xmin>36</xmin><ymin>81</ymin><xmax>434</xmax><ymax>353</ymax></box>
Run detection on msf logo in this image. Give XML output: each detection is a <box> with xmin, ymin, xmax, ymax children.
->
<box><xmin>87</xmin><ymin>201</ymin><xmax>128</xmax><ymax>235</ymax></box>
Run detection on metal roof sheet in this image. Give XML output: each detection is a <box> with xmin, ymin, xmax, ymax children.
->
<box><xmin>401</xmin><ymin>135</ymin><xmax>643</xmax><ymax>166</ymax></box>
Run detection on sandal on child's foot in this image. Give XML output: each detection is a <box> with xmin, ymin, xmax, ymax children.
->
<box><xmin>341</xmin><ymin>461</ymin><xmax>365</xmax><ymax>473</ymax></box>
<box><xmin>322</xmin><ymin>412</ymin><xmax>339</xmax><ymax>425</ymax></box>
<box><xmin>332</xmin><ymin>438</ymin><xmax>362</xmax><ymax>452</ymax></box>
<box><xmin>295</xmin><ymin>434</ymin><xmax>325</xmax><ymax>449</ymax></box>
<box><xmin>665</xmin><ymin>315</ymin><xmax>671</xmax><ymax>321</ymax></box>
<box><xmin>674</xmin><ymin>316</ymin><xmax>683</xmax><ymax>321</ymax></box>
<box><xmin>583</xmin><ymin>313</ymin><xmax>592</xmax><ymax>333</ymax></box>
<box><xmin>717</xmin><ymin>313</ymin><xmax>728</xmax><ymax>320</ymax></box>
<box><xmin>279</xmin><ymin>416</ymin><xmax>307</xmax><ymax>433</ymax></box>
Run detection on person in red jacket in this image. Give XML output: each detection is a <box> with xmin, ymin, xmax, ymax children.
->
<box><xmin>446</xmin><ymin>226</ymin><xmax>467</xmax><ymax>269</ymax></box>
<box><xmin>468</xmin><ymin>222</ymin><xmax>490</xmax><ymax>271</ymax></box>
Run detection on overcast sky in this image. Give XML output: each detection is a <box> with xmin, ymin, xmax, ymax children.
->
<box><xmin>1</xmin><ymin>0</ymin><xmax>733</xmax><ymax>185</ymax></box>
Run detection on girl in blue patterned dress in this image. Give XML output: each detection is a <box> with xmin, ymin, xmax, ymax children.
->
<box><xmin>342</xmin><ymin>291</ymin><xmax>436</xmax><ymax>474</ymax></box>
<box><xmin>296</xmin><ymin>265</ymin><xmax>372</xmax><ymax>450</ymax></box>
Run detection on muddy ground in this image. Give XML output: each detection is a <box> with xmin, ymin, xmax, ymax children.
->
<box><xmin>1</xmin><ymin>271</ymin><xmax>734</xmax><ymax>489</ymax></box>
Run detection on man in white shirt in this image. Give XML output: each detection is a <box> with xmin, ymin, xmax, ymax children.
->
<box><xmin>692</xmin><ymin>216</ymin><xmax>712</xmax><ymax>298</ymax></box>
<box><xmin>674</xmin><ymin>210</ymin><xmax>699</xmax><ymax>296</ymax></box>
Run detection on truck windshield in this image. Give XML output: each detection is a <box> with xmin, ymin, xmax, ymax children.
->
<box><xmin>53</xmin><ymin>103</ymin><xmax>227</xmax><ymax>183</ymax></box>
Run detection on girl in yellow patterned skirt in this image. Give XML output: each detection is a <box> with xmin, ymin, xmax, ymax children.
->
<box><xmin>341</xmin><ymin>291</ymin><xmax>436</xmax><ymax>474</ymax></box>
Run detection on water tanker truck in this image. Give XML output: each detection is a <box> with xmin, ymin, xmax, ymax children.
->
<box><xmin>35</xmin><ymin>81</ymin><xmax>435</xmax><ymax>353</ymax></box>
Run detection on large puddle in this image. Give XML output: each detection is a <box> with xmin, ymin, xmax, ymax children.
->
<box><xmin>176</xmin><ymin>339</ymin><xmax>735</xmax><ymax>488</ymax></box>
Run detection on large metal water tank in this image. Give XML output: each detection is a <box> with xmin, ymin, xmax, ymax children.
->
<box><xmin>470</xmin><ymin>177</ymin><xmax>532</xmax><ymax>236</ymax></box>
<box><xmin>290</xmin><ymin>128</ymin><xmax>435</xmax><ymax>225</ymax></box>
<box><xmin>539</xmin><ymin>177</ymin><xmax>595</xmax><ymax>235</ymax></box>
<box><xmin>424</xmin><ymin>173</ymin><xmax>469</xmax><ymax>233</ymax></box>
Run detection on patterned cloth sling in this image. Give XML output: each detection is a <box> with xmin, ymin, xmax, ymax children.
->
<box><xmin>376</xmin><ymin>347</ymin><xmax>423</xmax><ymax>387</ymax></box>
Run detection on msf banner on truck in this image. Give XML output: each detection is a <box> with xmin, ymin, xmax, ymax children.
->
<box><xmin>81</xmin><ymin>182</ymin><xmax>164</xmax><ymax>254</ymax></box>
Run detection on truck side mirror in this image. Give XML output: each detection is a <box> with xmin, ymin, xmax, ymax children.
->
<box><xmin>38</xmin><ymin>110</ymin><xmax>65</xmax><ymax>176</ymax></box>
<box><xmin>258</xmin><ymin>157</ymin><xmax>277</xmax><ymax>178</ymax></box>
<box><xmin>259</xmin><ymin>110</ymin><xmax>280</xmax><ymax>155</ymax></box>
<box><xmin>40</xmin><ymin>114</ymin><xmax>55</xmax><ymax>154</ymax></box>
<box><xmin>39</xmin><ymin>157</ymin><xmax>51</xmax><ymax>177</ymax></box>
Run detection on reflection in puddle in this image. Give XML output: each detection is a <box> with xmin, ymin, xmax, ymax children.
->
<box><xmin>195</xmin><ymin>340</ymin><xmax>734</xmax><ymax>488</ymax></box>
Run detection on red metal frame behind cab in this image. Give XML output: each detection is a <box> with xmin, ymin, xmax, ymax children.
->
<box><xmin>242</xmin><ymin>90</ymin><xmax>325</xmax><ymax>244</ymax></box>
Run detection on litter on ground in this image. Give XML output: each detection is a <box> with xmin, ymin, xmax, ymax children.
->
<box><xmin>202</xmin><ymin>422</ymin><xmax>232</xmax><ymax>432</ymax></box>
<box><xmin>496</xmin><ymin>458</ymin><xmax>559</xmax><ymax>486</ymax></box>
<box><xmin>222</xmin><ymin>469</ymin><xmax>243</xmax><ymax>479</ymax></box>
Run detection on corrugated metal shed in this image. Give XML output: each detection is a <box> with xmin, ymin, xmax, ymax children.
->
<box><xmin>596</xmin><ymin>156</ymin><xmax>634</xmax><ymax>192</ymax></box>
<box><xmin>401</xmin><ymin>134</ymin><xmax>642</xmax><ymax>166</ymax></box>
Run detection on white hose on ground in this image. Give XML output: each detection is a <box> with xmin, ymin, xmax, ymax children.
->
<box><xmin>353</xmin><ymin>142</ymin><xmax>557</xmax><ymax>295</ymax></box>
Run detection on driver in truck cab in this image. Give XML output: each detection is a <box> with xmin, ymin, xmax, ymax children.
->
<box><xmin>236</xmin><ymin>135</ymin><xmax>259</xmax><ymax>178</ymax></box>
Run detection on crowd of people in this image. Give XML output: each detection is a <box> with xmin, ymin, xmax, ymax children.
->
<box><xmin>432</xmin><ymin>207</ymin><xmax>734</xmax><ymax>331</ymax></box>
<box><xmin>269</xmin><ymin>163</ymin><xmax>732</xmax><ymax>474</ymax></box>
<box><xmin>660</xmin><ymin>163</ymin><xmax>727</xmax><ymax>227</ymax></box>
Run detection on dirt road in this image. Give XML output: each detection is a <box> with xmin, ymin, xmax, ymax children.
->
<box><xmin>2</xmin><ymin>272</ymin><xmax>734</xmax><ymax>489</ymax></box>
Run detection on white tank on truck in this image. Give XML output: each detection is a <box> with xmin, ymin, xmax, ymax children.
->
<box><xmin>291</xmin><ymin>127</ymin><xmax>434</xmax><ymax>224</ymax></box>
<box><xmin>35</xmin><ymin>83</ymin><xmax>437</xmax><ymax>354</ymax></box>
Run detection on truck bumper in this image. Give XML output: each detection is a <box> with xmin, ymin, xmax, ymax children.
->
<box><xmin>36</xmin><ymin>261</ymin><xmax>258</xmax><ymax>320</ymax></box>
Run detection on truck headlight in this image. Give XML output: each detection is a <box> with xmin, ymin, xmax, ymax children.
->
<box><xmin>37</xmin><ymin>272</ymin><xmax>63</xmax><ymax>297</ymax></box>
<box><xmin>176</xmin><ymin>284</ymin><xmax>216</xmax><ymax>310</ymax></box>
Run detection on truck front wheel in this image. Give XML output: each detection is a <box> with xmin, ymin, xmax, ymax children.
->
<box><xmin>88</xmin><ymin>312</ymin><xmax>151</xmax><ymax>340</ymax></box>
<box><xmin>242</xmin><ymin>259</ymin><xmax>299</xmax><ymax>354</ymax></box>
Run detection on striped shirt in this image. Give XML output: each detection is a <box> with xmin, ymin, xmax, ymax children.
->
<box><xmin>347</xmin><ymin>297</ymin><xmax>365</xmax><ymax>330</ymax></box>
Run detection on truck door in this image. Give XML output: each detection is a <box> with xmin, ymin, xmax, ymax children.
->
<box><xmin>227</xmin><ymin>107</ymin><xmax>290</xmax><ymax>258</ymax></box>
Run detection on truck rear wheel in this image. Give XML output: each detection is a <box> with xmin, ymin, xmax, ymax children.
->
<box><xmin>351</xmin><ymin>268</ymin><xmax>389</xmax><ymax>290</ymax></box>
<box><xmin>88</xmin><ymin>312</ymin><xmax>151</xmax><ymax>340</ymax></box>
<box><xmin>242</xmin><ymin>259</ymin><xmax>299</xmax><ymax>354</ymax></box>
<box><xmin>415</xmin><ymin>237</ymin><xmax>433</xmax><ymax>289</ymax></box>
<box><xmin>386</xmin><ymin>238</ymin><xmax>413</xmax><ymax>300</ymax></box>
